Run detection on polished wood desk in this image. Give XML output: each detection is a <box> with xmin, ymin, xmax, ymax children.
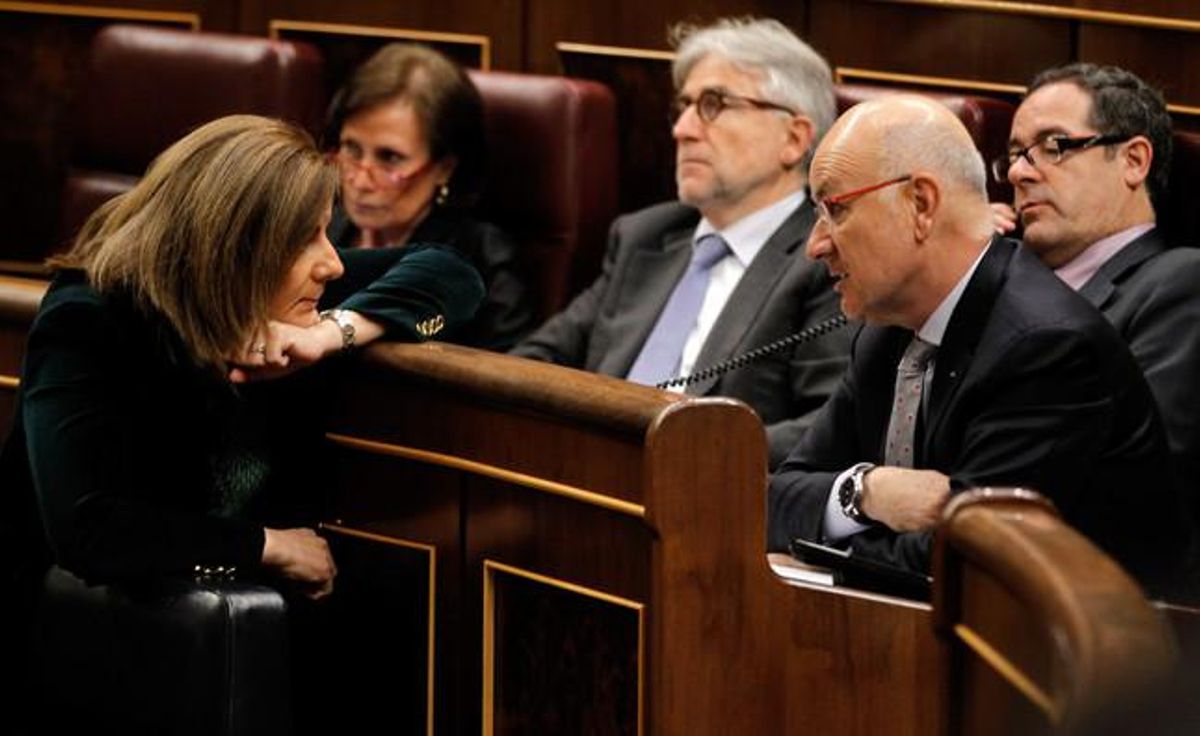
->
<box><xmin>0</xmin><ymin>275</ymin><xmax>1188</xmax><ymax>735</ymax></box>
<box><xmin>322</xmin><ymin>342</ymin><xmax>940</xmax><ymax>735</ymax></box>
<box><xmin>934</xmin><ymin>490</ymin><xmax>1178</xmax><ymax>736</ymax></box>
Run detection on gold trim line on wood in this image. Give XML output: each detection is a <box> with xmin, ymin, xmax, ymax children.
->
<box><xmin>269</xmin><ymin>19</ymin><xmax>491</xmax><ymax>70</ymax></box>
<box><xmin>325</xmin><ymin>433</ymin><xmax>646</xmax><ymax>519</ymax></box>
<box><xmin>481</xmin><ymin>559</ymin><xmax>645</xmax><ymax>736</ymax></box>
<box><xmin>0</xmin><ymin>2</ymin><xmax>199</xmax><ymax>28</ymax></box>
<box><xmin>556</xmin><ymin>41</ymin><xmax>675</xmax><ymax>62</ymax></box>
<box><xmin>0</xmin><ymin>375</ymin><xmax>19</xmax><ymax>390</ymax></box>
<box><xmin>836</xmin><ymin>66</ymin><xmax>1025</xmax><ymax>95</ymax></box>
<box><xmin>321</xmin><ymin>523</ymin><xmax>437</xmax><ymax>736</ymax></box>
<box><xmin>1167</xmin><ymin>103</ymin><xmax>1200</xmax><ymax>118</ymax></box>
<box><xmin>954</xmin><ymin>623</ymin><xmax>1060</xmax><ymax>722</ymax></box>
<box><xmin>836</xmin><ymin>67</ymin><xmax>1200</xmax><ymax>119</ymax></box>
<box><xmin>875</xmin><ymin>0</ymin><xmax>1200</xmax><ymax>32</ymax></box>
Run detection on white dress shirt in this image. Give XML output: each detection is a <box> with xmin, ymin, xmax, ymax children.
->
<box><xmin>822</xmin><ymin>244</ymin><xmax>988</xmax><ymax>541</ymax></box>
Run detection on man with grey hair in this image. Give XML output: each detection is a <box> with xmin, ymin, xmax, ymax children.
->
<box><xmin>768</xmin><ymin>95</ymin><xmax>1189</xmax><ymax>594</ymax></box>
<box><xmin>513</xmin><ymin>17</ymin><xmax>848</xmax><ymax>468</ymax></box>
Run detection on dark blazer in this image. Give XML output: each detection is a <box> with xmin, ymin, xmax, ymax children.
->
<box><xmin>1077</xmin><ymin>227</ymin><xmax>1200</xmax><ymax>530</ymax></box>
<box><xmin>329</xmin><ymin>205</ymin><xmax>535</xmax><ymax>351</ymax></box>
<box><xmin>1</xmin><ymin>245</ymin><xmax>483</xmax><ymax>587</ymax></box>
<box><xmin>512</xmin><ymin>199</ymin><xmax>850</xmax><ymax>467</ymax></box>
<box><xmin>768</xmin><ymin>238</ymin><xmax>1190</xmax><ymax>593</ymax></box>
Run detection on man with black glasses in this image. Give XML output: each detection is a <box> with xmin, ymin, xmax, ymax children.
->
<box><xmin>512</xmin><ymin>17</ymin><xmax>849</xmax><ymax>468</ymax></box>
<box><xmin>994</xmin><ymin>64</ymin><xmax>1200</xmax><ymax>559</ymax></box>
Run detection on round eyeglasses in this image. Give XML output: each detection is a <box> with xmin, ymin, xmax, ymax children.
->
<box><xmin>671</xmin><ymin>88</ymin><xmax>796</xmax><ymax>124</ymax></box>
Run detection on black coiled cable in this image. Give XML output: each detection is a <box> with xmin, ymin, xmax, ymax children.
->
<box><xmin>655</xmin><ymin>313</ymin><xmax>849</xmax><ymax>390</ymax></box>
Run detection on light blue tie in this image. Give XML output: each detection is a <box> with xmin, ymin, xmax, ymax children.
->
<box><xmin>626</xmin><ymin>234</ymin><xmax>730</xmax><ymax>385</ymax></box>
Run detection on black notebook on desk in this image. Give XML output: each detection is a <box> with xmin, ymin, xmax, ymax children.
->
<box><xmin>789</xmin><ymin>538</ymin><xmax>932</xmax><ymax>602</ymax></box>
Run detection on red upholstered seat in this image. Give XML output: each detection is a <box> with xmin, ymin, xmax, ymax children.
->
<box><xmin>56</xmin><ymin>23</ymin><xmax>325</xmax><ymax>251</ymax></box>
<box><xmin>468</xmin><ymin>70</ymin><xmax>619</xmax><ymax>318</ymax></box>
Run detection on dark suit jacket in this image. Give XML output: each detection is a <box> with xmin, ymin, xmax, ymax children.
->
<box><xmin>512</xmin><ymin>199</ymin><xmax>850</xmax><ymax>467</ymax></box>
<box><xmin>0</xmin><ymin>245</ymin><xmax>483</xmax><ymax>587</ymax></box>
<box><xmin>768</xmin><ymin>238</ymin><xmax>1190</xmax><ymax>593</ymax></box>
<box><xmin>329</xmin><ymin>206</ymin><xmax>535</xmax><ymax>351</ymax></box>
<box><xmin>1077</xmin><ymin>227</ymin><xmax>1200</xmax><ymax>530</ymax></box>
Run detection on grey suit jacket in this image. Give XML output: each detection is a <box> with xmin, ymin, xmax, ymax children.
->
<box><xmin>1078</xmin><ymin>227</ymin><xmax>1200</xmax><ymax>530</ymax></box>
<box><xmin>512</xmin><ymin>199</ymin><xmax>850</xmax><ymax>467</ymax></box>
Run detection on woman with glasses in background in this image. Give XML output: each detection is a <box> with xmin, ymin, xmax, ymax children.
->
<box><xmin>325</xmin><ymin>43</ymin><xmax>534</xmax><ymax>350</ymax></box>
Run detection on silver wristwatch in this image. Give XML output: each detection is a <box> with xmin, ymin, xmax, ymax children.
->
<box><xmin>838</xmin><ymin>462</ymin><xmax>876</xmax><ymax>524</ymax></box>
<box><xmin>318</xmin><ymin>308</ymin><xmax>356</xmax><ymax>351</ymax></box>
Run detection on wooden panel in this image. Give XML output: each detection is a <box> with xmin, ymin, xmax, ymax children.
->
<box><xmin>485</xmin><ymin>561</ymin><xmax>642</xmax><ymax>735</ymax></box>
<box><xmin>244</xmin><ymin>0</ymin><xmax>521</xmax><ymax>69</ymax></box>
<box><xmin>314</xmin><ymin>341</ymin><xmax>946</xmax><ymax>734</ymax></box>
<box><xmin>934</xmin><ymin>490</ymin><xmax>1179</xmax><ymax>735</ymax></box>
<box><xmin>1079</xmin><ymin>24</ymin><xmax>1200</xmax><ymax>108</ymax></box>
<box><xmin>811</xmin><ymin>1</ymin><xmax>1069</xmax><ymax>87</ymax></box>
<box><xmin>525</xmin><ymin>0</ymin><xmax>800</xmax><ymax>76</ymax></box>
<box><xmin>0</xmin><ymin>275</ymin><xmax>45</xmax><ymax>440</ymax></box>
<box><xmin>559</xmin><ymin>44</ymin><xmax>676</xmax><ymax>214</ymax></box>
<box><xmin>270</xmin><ymin>20</ymin><xmax>490</xmax><ymax>135</ymax></box>
<box><xmin>875</xmin><ymin>0</ymin><xmax>1200</xmax><ymax>25</ymax></box>
<box><xmin>308</xmin><ymin>527</ymin><xmax>436</xmax><ymax>735</ymax></box>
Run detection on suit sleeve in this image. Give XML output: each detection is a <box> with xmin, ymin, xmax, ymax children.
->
<box><xmin>1116</xmin><ymin>253</ymin><xmax>1200</xmax><ymax>520</ymax></box>
<box><xmin>21</xmin><ymin>301</ymin><xmax>264</xmax><ymax>583</ymax></box>
<box><xmin>509</xmin><ymin>215</ymin><xmax>624</xmax><ymax>365</ymax></box>
<box><xmin>767</xmin><ymin>349</ymin><xmax>865</xmax><ymax>551</ymax></box>
<box><xmin>327</xmin><ymin>244</ymin><xmax>486</xmax><ymax>341</ymax></box>
<box><xmin>764</xmin><ymin>284</ymin><xmax>853</xmax><ymax>468</ymax></box>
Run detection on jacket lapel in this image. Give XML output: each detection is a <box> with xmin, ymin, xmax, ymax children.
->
<box><xmin>686</xmin><ymin>201</ymin><xmax>816</xmax><ymax>396</ymax></box>
<box><xmin>603</xmin><ymin>226</ymin><xmax>695</xmax><ymax>377</ymax></box>
<box><xmin>920</xmin><ymin>237</ymin><xmax>1016</xmax><ymax>458</ymax></box>
<box><xmin>1076</xmin><ymin>228</ymin><xmax>1166</xmax><ymax>310</ymax></box>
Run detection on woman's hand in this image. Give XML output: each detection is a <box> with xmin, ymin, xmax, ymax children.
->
<box><xmin>261</xmin><ymin>527</ymin><xmax>337</xmax><ymax>599</ymax></box>
<box><xmin>228</xmin><ymin>317</ymin><xmax>364</xmax><ymax>383</ymax></box>
<box><xmin>990</xmin><ymin>202</ymin><xmax>1018</xmax><ymax>235</ymax></box>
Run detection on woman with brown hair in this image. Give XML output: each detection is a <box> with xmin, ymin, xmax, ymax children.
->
<box><xmin>5</xmin><ymin>114</ymin><xmax>482</xmax><ymax>599</ymax></box>
<box><xmin>325</xmin><ymin>42</ymin><xmax>534</xmax><ymax>350</ymax></box>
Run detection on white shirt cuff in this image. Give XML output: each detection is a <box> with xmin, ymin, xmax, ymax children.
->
<box><xmin>823</xmin><ymin>465</ymin><xmax>874</xmax><ymax>542</ymax></box>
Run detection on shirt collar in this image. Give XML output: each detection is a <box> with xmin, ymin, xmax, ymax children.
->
<box><xmin>1053</xmin><ymin>223</ymin><xmax>1155</xmax><ymax>292</ymax></box>
<box><xmin>693</xmin><ymin>190</ymin><xmax>806</xmax><ymax>267</ymax></box>
<box><xmin>917</xmin><ymin>243</ymin><xmax>990</xmax><ymax>347</ymax></box>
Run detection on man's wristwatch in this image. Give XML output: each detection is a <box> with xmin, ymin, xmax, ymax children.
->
<box><xmin>838</xmin><ymin>462</ymin><xmax>876</xmax><ymax>524</ymax></box>
<box><xmin>318</xmin><ymin>309</ymin><xmax>356</xmax><ymax>351</ymax></box>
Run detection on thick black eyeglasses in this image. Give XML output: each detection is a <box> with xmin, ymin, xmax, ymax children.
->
<box><xmin>990</xmin><ymin>133</ymin><xmax>1132</xmax><ymax>183</ymax></box>
<box><xmin>671</xmin><ymin>88</ymin><xmax>796</xmax><ymax>124</ymax></box>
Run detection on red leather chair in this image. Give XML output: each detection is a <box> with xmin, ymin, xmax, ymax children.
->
<box><xmin>468</xmin><ymin>70</ymin><xmax>619</xmax><ymax>319</ymax></box>
<box><xmin>55</xmin><ymin>23</ymin><xmax>326</xmax><ymax>252</ymax></box>
<box><xmin>835</xmin><ymin>82</ymin><xmax>1016</xmax><ymax>200</ymax></box>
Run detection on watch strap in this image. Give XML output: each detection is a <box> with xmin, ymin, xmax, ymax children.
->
<box><xmin>318</xmin><ymin>308</ymin><xmax>355</xmax><ymax>351</ymax></box>
<box><xmin>839</xmin><ymin>462</ymin><xmax>875</xmax><ymax>524</ymax></box>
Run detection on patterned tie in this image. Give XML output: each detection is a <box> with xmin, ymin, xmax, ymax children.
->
<box><xmin>884</xmin><ymin>336</ymin><xmax>937</xmax><ymax>467</ymax></box>
<box><xmin>626</xmin><ymin>234</ymin><xmax>730</xmax><ymax>385</ymax></box>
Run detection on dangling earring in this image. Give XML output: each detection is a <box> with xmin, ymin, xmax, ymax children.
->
<box><xmin>435</xmin><ymin>182</ymin><xmax>450</xmax><ymax>207</ymax></box>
